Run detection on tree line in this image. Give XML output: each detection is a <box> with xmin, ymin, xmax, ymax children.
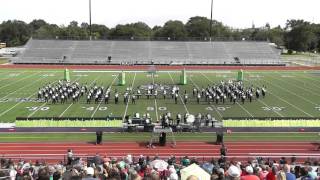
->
<box><xmin>0</xmin><ymin>17</ymin><xmax>319</xmax><ymax>52</ymax></box>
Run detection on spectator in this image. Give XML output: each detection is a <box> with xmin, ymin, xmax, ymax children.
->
<box><xmin>284</xmin><ymin>164</ymin><xmax>296</xmax><ymax>180</ymax></box>
<box><xmin>241</xmin><ymin>166</ymin><xmax>259</xmax><ymax>180</ymax></box>
<box><xmin>82</xmin><ymin>167</ymin><xmax>98</xmax><ymax>180</ymax></box>
<box><xmin>259</xmin><ymin>165</ymin><xmax>269</xmax><ymax>180</ymax></box>
<box><xmin>266</xmin><ymin>166</ymin><xmax>277</xmax><ymax>180</ymax></box>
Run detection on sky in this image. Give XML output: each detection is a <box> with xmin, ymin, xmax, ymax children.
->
<box><xmin>1</xmin><ymin>0</ymin><xmax>319</xmax><ymax>29</ymax></box>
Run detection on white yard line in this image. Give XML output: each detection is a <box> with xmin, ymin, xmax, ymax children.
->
<box><xmin>188</xmin><ymin>76</ymin><xmax>223</xmax><ymax>119</ymax></box>
<box><xmin>57</xmin><ymin>76</ymin><xmax>99</xmax><ymax>118</ymax></box>
<box><xmin>236</xmin><ymin>102</ymin><xmax>254</xmax><ymax>118</ymax></box>
<box><xmin>243</xmin><ymin>78</ymin><xmax>284</xmax><ymax>117</ymax></box>
<box><xmin>0</xmin><ymin>76</ymin><xmax>45</xmax><ymax>99</ymax></box>
<box><xmin>262</xmin><ymin>77</ymin><xmax>318</xmax><ymax>106</ymax></box>
<box><xmin>246</xmin><ymin>72</ymin><xmax>314</xmax><ymax>117</ymax></box>
<box><xmin>91</xmin><ymin>74</ymin><xmax>118</xmax><ymax>118</ymax></box>
<box><xmin>122</xmin><ymin>72</ymin><xmax>137</xmax><ymax>121</ymax></box>
<box><xmin>272</xmin><ymin>72</ymin><xmax>320</xmax><ymax>99</ymax></box>
<box><xmin>266</xmin><ymin>90</ymin><xmax>313</xmax><ymax>117</ymax></box>
<box><xmin>59</xmin><ymin>103</ymin><xmax>73</xmax><ymax>117</ymax></box>
<box><xmin>0</xmin><ymin>71</ymin><xmax>41</xmax><ymax>90</ymax></box>
<box><xmin>201</xmin><ymin>72</ymin><xmax>255</xmax><ymax>118</ymax></box>
<box><xmin>30</xmin><ymin>77</ymin><xmax>82</xmax><ymax>118</ymax></box>
<box><xmin>0</xmin><ymin>71</ymin><xmax>26</xmax><ymax>84</ymax></box>
<box><xmin>167</xmin><ymin>72</ymin><xmax>189</xmax><ymax>114</ymax></box>
<box><xmin>151</xmin><ymin>74</ymin><xmax>159</xmax><ymax>122</ymax></box>
<box><xmin>0</xmin><ymin>81</ymin><xmax>57</xmax><ymax>117</ymax></box>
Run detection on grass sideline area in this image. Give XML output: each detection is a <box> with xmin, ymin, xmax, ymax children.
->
<box><xmin>0</xmin><ymin>69</ymin><xmax>320</xmax><ymax>124</ymax></box>
<box><xmin>0</xmin><ymin>132</ymin><xmax>318</xmax><ymax>143</ymax></box>
<box><xmin>223</xmin><ymin>120</ymin><xmax>320</xmax><ymax>127</ymax></box>
<box><xmin>15</xmin><ymin>120</ymin><xmax>123</xmax><ymax>127</ymax></box>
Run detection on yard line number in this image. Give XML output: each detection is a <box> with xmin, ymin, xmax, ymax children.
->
<box><xmin>82</xmin><ymin>106</ymin><xmax>108</xmax><ymax>111</ymax></box>
<box><xmin>262</xmin><ymin>106</ymin><xmax>285</xmax><ymax>111</ymax></box>
<box><xmin>206</xmin><ymin>106</ymin><xmax>230</xmax><ymax>111</ymax></box>
<box><xmin>147</xmin><ymin>107</ymin><xmax>167</xmax><ymax>111</ymax></box>
<box><xmin>26</xmin><ymin>106</ymin><xmax>50</xmax><ymax>111</ymax></box>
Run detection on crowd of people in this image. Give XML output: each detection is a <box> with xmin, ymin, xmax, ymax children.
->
<box><xmin>0</xmin><ymin>152</ymin><xmax>319</xmax><ymax>180</ymax></box>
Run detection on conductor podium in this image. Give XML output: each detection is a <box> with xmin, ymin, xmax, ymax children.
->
<box><xmin>148</xmin><ymin>126</ymin><xmax>176</xmax><ymax>147</ymax></box>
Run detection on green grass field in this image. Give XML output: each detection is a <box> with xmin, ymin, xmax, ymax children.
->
<box><xmin>0</xmin><ymin>69</ymin><xmax>320</xmax><ymax>123</ymax></box>
<box><xmin>0</xmin><ymin>132</ymin><xmax>318</xmax><ymax>142</ymax></box>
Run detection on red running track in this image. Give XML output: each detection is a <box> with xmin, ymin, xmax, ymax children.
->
<box><xmin>0</xmin><ymin>141</ymin><xmax>319</xmax><ymax>164</ymax></box>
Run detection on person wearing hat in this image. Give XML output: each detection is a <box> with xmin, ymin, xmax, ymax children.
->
<box><xmin>227</xmin><ymin>165</ymin><xmax>241</xmax><ymax>180</ymax></box>
<box><xmin>241</xmin><ymin>166</ymin><xmax>259</xmax><ymax>180</ymax></box>
<box><xmin>82</xmin><ymin>167</ymin><xmax>98</xmax><ymax>180</ymax></box>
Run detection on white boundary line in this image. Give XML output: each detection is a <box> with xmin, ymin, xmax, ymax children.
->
<box><xmin>167</xmin><ymin>72</ymin><xmax>189</xmax><ymax>114</ymax></box>
<box><xmin>151</xmin><ymin>74</ymin><xmax>159</xmax><ymax>122</ymax></box>
<box><xmin>122</xmin><ymin>72</ymin><xmax>137</xmax><ymax>121</ymax></box>
<box><xmin>90</xmin><ymin>74</ymin><xmax>118</xmax><ymax>118</ymax></box>
<box><xmin>188</xmin><ymin>75</ymin><xmax>223</xmax><ymax>119</ymax></box>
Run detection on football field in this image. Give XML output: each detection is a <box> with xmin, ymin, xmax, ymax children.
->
<box><xmin>0</xmin><ymin>69</ymin><xmax>320</xmax><ymax>123</ymax></box>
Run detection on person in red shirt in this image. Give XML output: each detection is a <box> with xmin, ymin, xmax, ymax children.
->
<box><xmin>241</xmin><ymin>166</ymin><xmax>259</xmax><ymax>180</ymax></box>
<box><xmin>266</xmin><ymin>166</ymin><xmax>278</xmax><ymax>180</ymax></box>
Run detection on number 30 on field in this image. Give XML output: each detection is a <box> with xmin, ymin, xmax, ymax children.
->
<box><xmin>26</xmin><ymin>106</ymin><xmax>50</xmax><ymax>111</ymax></box>
<box><xmin>262</xmin><ymin>106</ymin><xmax>284</xmax><ymax>111</ymax></box>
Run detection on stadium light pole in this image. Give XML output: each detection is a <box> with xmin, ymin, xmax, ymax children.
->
<box><xmin>209</xmin><ymin>0</ymin><xmax>213</xmax><ymax>42</ymax></box>
<box><xmin>89</xmin><ymin>0</ymin><xmax>92</xmax><ymax>40</ymax></box>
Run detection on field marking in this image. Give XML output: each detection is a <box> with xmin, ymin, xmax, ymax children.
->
<box><xmin>91</xmin><ymin>74</ymin><xmax>118</xmax><ymax>118</ymax></box>
<box><xmin>151</xmin><ymin>74</ymin><xmax>159</xmax><ymax>122</ymax></box>
<box><xmin>0</xmin><ymin>76</ymin><xmax>45</xmax><ymax>99</ymax></box>
<box><xmin>242</xmin><ymin>79</ymin><xmax>284</xmax><ymax>117</ymax></box>
<box><xmin>235</xmin><ymin>102</ymin><xmax>254</xmax><ymax>118</ymax></box>
<box><xmin>122</xmin><ymin>72</ymin><xmax>137</xmax><ymax>121</ymax></box>
<box><xmin>0</xmin><ymin>80</ymin><xmax>57</xmax><ymax>118</ymax></box>
<box><xmin>303</xmin><ymin>73</ymin><xmax>320</xmax><ymax>84</ymax></box>
<box><xmin>262</xmin><ymin>75</ymin><xmax>318</xmax><ymax>106</ymax></box>
<box><xmin>246</xmin><ymin>72</ymin><xmax>314</xmax><ymax>117</ymax></box>
<box><xmin>188</xmin><ymin>76</ymin><xmax>223</xmax><ymax>119</ymax></box>
<box><xmin>57</xmin><ymin>75</ymin><xmax>102</xmax><ymax>118</ymax></box>
<box><xmin>167</xmin><ymin>72</ymin><xmax>189</xmax><ymax>114</ymax></box>
<box><xmin>29</xmin><ymin>76</ymin><xmax>82</xmax><ymax>118</ymax></box>
<box><xmin>59</xmin><ymin>104</ymin><xmax>73</xmax><ymax>118</ymax></box>
<box><xmin>292</xmin><ymin>74</ymin><xmax>320</xmax><ymax>91</ymax></box>
<box><xmin>0</xmin><ymin>71</ymin><xmax>26</xmax><ymax>84</ymax></box>
<box><xmin>272</xmin><ymin>72</ymin><xmax>320</xmax><ymax>99</ymax></box>
<box><xmin>200</xmin><ymin>72</ymin><xmax>255</xmax><ymax>118</ymax></box>
<box><xmin>0</xmin><ymin>71</ymin><xmax>41</xmax><ymax>90</ymax></box>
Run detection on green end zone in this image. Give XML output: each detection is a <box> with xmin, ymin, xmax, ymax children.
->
<box><xmin>15</xmin><ymin>120</ymin><xmax>122</xmax><ymax>127</ymax></box>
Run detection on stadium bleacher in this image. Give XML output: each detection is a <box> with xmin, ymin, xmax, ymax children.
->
<box><xmin>15</xmin><ymin>39</ymin><xmax>282</xmax><ymax>65</ymax></box>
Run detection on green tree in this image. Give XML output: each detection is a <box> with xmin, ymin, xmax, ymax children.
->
<box><xmin>154</xmin><ymin>20</ymin><xmax>187</xmax><ymax>40</ymax></box>
<box><xmin>0</xmin><ymin>20</ymin><xmax>31</xmax><ymax>46</ymax></box>
<box><xmin>285</xmin><ymin>19</ymin><xmax>317</xmax><ymax>51</ymax></box>
<box><xmin>29</xmin><ymin>19</ymin><xmax>48</xmax><ymax>33</ymax></box>
<box><xmin>110</xmin><ymin>22</ymin><xmax>151</xmax><ymax>39</ymax></box>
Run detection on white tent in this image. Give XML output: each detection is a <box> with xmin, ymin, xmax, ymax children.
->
<box><xmin>180</xmin><ymin>163</ymin><xmax>210</xmax><ymax>180</ymax></box>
